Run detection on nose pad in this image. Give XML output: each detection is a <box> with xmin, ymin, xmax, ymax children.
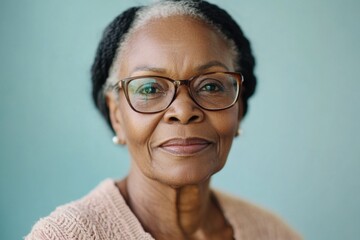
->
<box><xmin>163</xmin><ymin>87</ymin><xmax>204</xmax><ymax>124</ymax></box>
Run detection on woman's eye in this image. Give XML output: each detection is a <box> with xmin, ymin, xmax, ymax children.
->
<box><xmin>137</xmin><ymin>83</ymin><xmax>162</xmax><ymax>95</ymax></box>
<box><xmin>200</xmin><ymin>83</ymin><xmax>220</xmax><ymax>92</ymax></box>
<box><xmin>197</xmin><ymin>79</ymin><xmax>224</xmax><ymax>93</ymax></box>
<box><xmin>140</xmin><ymin>85</ymin><xmax>157</xmax><ymax>94</ymax></box>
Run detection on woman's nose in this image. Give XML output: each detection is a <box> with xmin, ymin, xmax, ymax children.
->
<box><xmin>163</xmin><ymin>87</ymin><xmax>204</xmax><ymax>124</ymax></box>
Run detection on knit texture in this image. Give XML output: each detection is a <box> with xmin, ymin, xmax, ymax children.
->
<box><xmin>25</xmin><ymin>180</ymin><xmax>301</xmax><ymax>240</ymax></box>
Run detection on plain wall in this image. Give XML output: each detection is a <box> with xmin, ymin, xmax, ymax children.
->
<box><xmin>0</xmin><ymin>0</ymin><xmax>359</xmax><ymax>239</ymax></box>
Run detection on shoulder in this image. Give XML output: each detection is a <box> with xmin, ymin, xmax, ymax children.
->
<box><xmin>214</xmin><ymin>190</ymin><xmax>302</xmax><ymax>240</ymax></box>
<box><xmin>25</xmin><ymin>179</ymin><xmax>153</xmax><ymax>240</ymax></box>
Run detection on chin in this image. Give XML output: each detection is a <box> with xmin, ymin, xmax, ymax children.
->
<box><xmin>152</xmin><ymin>164</ymin><xmax>223</xmax><ymax>188</ymax></box>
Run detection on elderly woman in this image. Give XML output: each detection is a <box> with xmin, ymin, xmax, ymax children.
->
<box><xmin>26</xmin><ymin>0</ymin><xmax>301</xmax><ymax>239</ymax></box>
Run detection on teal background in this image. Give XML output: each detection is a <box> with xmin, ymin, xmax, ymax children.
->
<box><xmin>1</xmin><ymin>0</ymin><xmax>359</xmax><ymax>239</ymax></box>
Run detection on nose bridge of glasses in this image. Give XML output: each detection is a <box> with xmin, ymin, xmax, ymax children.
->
<box><xmin>170</xmin><ymin>79</ymin><xmax>198</xmax><ymax>107</ymax></box>
<box><xmin>173</xmin><ymin>79</ymin><xmax>196</xmax><ymax>101</ymax></box>
<box><xmin>172</xmin><ymin>79</ymin><xmax>193</xmax><ymax>97</ymax></box>
<box><xmin>173</xmin><ymin>79</ymin><xmax>191</xmax><ymax>88</ymax></box>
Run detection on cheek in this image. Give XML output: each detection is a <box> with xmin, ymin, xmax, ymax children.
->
<box><xmin>211</xmin><ymin>108</ymin><xmax>239</xmax><ymax>157</ymax></box>
<box><xmin>117</xmin><ymin>95</ymin><xmax>161</xmax><ymax>159</ymax></box>
<box><xmin>213</xmin><ymin>107</ymin><xmax>239</xmax><ymax>136</ymax></box>
<box><xmin>120</xmin><ymin>111</ymin><xmax>162</xmax><ymax>177</ymax></box>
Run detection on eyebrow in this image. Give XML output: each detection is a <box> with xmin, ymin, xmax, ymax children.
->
<box><xmin>131</xmin><ymin>66</ymin><xmax>167</xmax><ymax>75</ymax></box>
<box><xmin>130</xmin><ymin>60</ymin><xmax>229</xmax><ymax>75</ymax></box>
<box><xmin>196</xmin><ymin>60</ymin><xmax>229</xmax><ymax>72</ymax></box>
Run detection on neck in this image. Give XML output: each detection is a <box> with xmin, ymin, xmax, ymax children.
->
<box><xmin>117</xmin><ymin>164</ymin><xmax>224</xmax><ymax>240</ymax></box>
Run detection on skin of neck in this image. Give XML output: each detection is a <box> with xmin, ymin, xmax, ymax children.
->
<box><xmin>117</xmin><ymin>162</ymin><xmax>227</xmax><ymax>240</ymax></box>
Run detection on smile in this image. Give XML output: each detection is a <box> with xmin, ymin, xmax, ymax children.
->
<box><xmin>159</xmin><ymin>138</ymin><xmax>212</xmax><ymax>156</ymax></box>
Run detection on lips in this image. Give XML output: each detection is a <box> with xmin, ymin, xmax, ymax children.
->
<box><xmin>159</xmin><ymin>138</ymin><xmax>212</xmax><ymax>155</ymax></box>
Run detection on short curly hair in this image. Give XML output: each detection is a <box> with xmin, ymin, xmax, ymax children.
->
<box><xmin>91</xmin><ymin>0</ymin><xmax>257</xmax><ymax>132</ymax></box>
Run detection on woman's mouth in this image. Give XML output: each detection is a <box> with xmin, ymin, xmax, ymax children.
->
<box><xmin>159</xmin><ymin>138</ymin><xmax>212</xmax><ymax>155</ymax></box>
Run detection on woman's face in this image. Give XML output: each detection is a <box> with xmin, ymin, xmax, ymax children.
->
<box><xmin>108</xmin><ymin>16</ymin><xmax>242</xmax><ymax>187</ymax></box>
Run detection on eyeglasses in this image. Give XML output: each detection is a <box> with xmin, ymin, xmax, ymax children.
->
<box><xmin>111</xmin><ymin>72</ymin><xmax>244</xmax><ymax>114</ymax></box>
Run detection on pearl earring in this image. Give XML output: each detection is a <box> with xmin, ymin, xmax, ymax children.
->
<box><xmin>236</xmin><ymin>128</ymin><xmax>243</xmax><ymax>137</ymax></box>
<box><xmin>112</xmin><ymin>136</ymin><xmax>120</xmax><ymax>145</ymax></box>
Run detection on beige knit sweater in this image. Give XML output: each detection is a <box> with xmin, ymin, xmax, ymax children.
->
<box><xmin>25</xmin><ymin>179</ymin><xmax>301</xmax><ymax>240</ymax></box>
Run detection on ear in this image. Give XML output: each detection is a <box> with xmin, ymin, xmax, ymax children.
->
<box><xmin>106</xmin><ymin>92</ymin><xmax>126</xmax><ymax>145</ymax></box>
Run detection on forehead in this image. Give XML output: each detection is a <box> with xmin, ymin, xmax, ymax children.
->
<box><xmin>118</xmin><ymin>15</ymin><xmax>234</xmax><ymax>77</ymax></box>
